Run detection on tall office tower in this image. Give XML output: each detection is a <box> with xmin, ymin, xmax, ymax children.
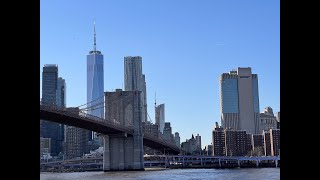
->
<box><xmin>204</xmin><ymin>145</ymin><xmax>213</xmax><ymax>156</ymax></box>
<box><xmin>155</xmin><ymin>104</ymin><xmax>165</xmax><ymax>133</ymax></box>
<box><xmin>276</xmin><ymin>111</ymin><xmax>280</xmax><ymax>129</ymax></box>
<box><xmin>41</xmin><ymin>64</ymin><xmax>63</xmax><ymax>156</ymax></box>
<box><xmin>87</xmin><ymin>23</ymin><xmax>104</xmax><ymax>118</ymax></box>
<box><xmin>56</xmin><ymin>77</ymin><xmax>66</xmax><ymax>155</ymax></box>
<box><xmin>263</xmin><ymin>130</ymin><xmax>271</xmax><ymax>156</ymax></box>
<box><xmin>212</xmin><ymin>122</ymin><xmax>225</xmax><ymax>156</ymax></box>
<box><xmin>142</xmin><ymin>74</ymin><xmax>147</xmax><ymax>122</ymax></box>
<box><xmin>124</xmin><ymin>56</ymin><xmax>147</xmax><ymax>122</ymax></box>
<box><xmin>259</xmin><ymin>107</ymin><xmax>277</xmax><ymax>133</ymax></box>
<box><xmin>270</xmin><ymin>129</ymin><xmax>280</xmax><ymax>156</ymax></box>
<box><xmin>42</xmin><ymin>64</ymin><xmax>58</xmax><ymax>105</ymax></box>
<box><xmin>174</xmin><ymin>132</ymin><xmax>180</xmax><ymax>147</ymax></box>
<box><xmin>195</xmin><ymin>134</ymin><xmax>202</xmax><ymax>150</ymax></box>
<box><xmin>87</xmin><ymin>23</ymin><xmax>104</xmax><ymax>145</ymax></box>
<box><xmin>163</xmin><ymin>122</ymin><xmax>175</xmax><ymax>144</ymax></box>
<box><xmin>220</xmin><ymin>67</ymin><xmax>260</xmax><ymax>134</ymax></box>
<box><xmin>57</xmin><ymin>77</ymin><xmax>66</xmax><ymax>107</ymax></box>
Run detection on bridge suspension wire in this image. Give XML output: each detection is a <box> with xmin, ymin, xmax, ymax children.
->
<box><xmin>75</xmin><ymin>95</ymin><xmax>105</xmax><ymax>108</ymax></box>
<box><xmin>82</xmin><ymin>104</ymin><xmax>106</xmax><ymax>112</ymax></box>
<box><xmin>147</xmin><ymin>112</ymin><xmax>153</xmax><ymax>124</ymax></box>
<box><xmin>79</xmin><ymin>101</ymin><xmax>105</xmax><ymax>111</ymax></box>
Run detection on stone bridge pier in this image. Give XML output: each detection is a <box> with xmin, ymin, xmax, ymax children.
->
<box><xmin>103</xmin><ymin>89</ymin><xmax>144</xmax><ymax>171</ymax></box>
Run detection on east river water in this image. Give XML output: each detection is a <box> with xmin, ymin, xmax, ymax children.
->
<box><xmin>40</xmin><ymin>168</ymin><xmax>279</xmax><ymax>180</ymax></box>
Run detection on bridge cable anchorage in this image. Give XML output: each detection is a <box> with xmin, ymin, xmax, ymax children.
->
<box><xmin>75</xmin><ymin>95</ymin><xmax>105</xmax><ymax>108</ymax></box>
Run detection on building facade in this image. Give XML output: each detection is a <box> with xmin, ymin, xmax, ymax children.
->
<box><xmin>162</xmin><ymin>122</ymin><xmax>175</xmax><ymax>144</ymax></box>
<box><xmin>259</xmin><ymin>107</ymin><xmax>278</xmax><ymax>133</ymax></box>
<box><xmin>174</xmin><ymin>132</ymin><xmax>180</xmax><ymax>147</ymax></box>
<box><xmin>212</xmin><ymin>122</ymin><xmax>225</xmax><ymax>156</ymax></box>
<box><xmin>57</xmin><ymin>77</ymin><xmax>66</xmax><ymax>154</ymax></box>
<box><xmin>263</xmin><ymin>130</ymin><xmax>272</xmax><ymax>156</ymax></box>
<box><xmin>40</xmin><ymin>137</ymin><xmax>51</xmax><ymax>156</ymax></box>
<box><xmin>277</xmin><ymin>111</ymin><xmax>280</xmax><ymax>129</ymax></box>
<box><xmin>57</xmin><ymin>77</ymin><xmax>66</xmax><ymax>107</ymax></box>
<box><xmin>124</xmin><ymin>56</ymin><xmax>147</xmax><ymax>123</ymax></box>
<box><xmin>204</xmin><ymin>145</ymin><xmax>213</xmax><ymax>156</ymax></box>
<box><xmin>252</xmin><ymin>134</ymin><xmax>264</xmax><ymax>156</ymax></box>
<box><xmin>270</xmin><ymin>129</ymin><xmax>280</xmax><ymax>156</ymax></box>
<box><xmin>224</xmin><ymin>129</ymin><xmax>248</xmax><ymax>156</ymax></box>
<box><xmin>195</xmin><ymin>134</ymin><xmax>202</xmax><ymax>150</ymax></box>
<box><xmin>220</xmin><ymin>67</ymin><xmax>260</xmax><ymax>134</ymax></box>
<box><xmin>41</xmin><ymin>64</ymin><xmax>58</xmax><ymax>105</ymax></box>
<box><xmin>63</xmin><ymin>107</ymin><xmax>92</xmax><ymax>159</ymax></box>
<box><xmin>41</xmin><ymin>64</ymin><xmax>64</xmax><ymax>156</ymax></box>
<box><xmin>155</xmin><ymin>104</ymin><xmax>165</xmax><ymax>133</ymax></box>
<box><xmin>181</xmin><ymin>135</ymin><xmax>198</xmax><ymax>155</ymax></box>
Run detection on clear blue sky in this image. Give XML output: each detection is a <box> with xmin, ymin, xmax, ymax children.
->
<box><xmin>40</xmin><ymin>0</ymin><xmax>279</xmax><ymax>148</ymax></box>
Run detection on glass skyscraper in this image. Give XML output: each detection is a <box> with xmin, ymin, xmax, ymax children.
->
<box><xmin>155</xmin><ymin>104</ymin><xmax>165</xmax><ymax>133</ymax></box>
<box><xmin>220</xmin><ymin>67</ymin><xmax>260</xmax><ymax>134</ymax></box>
<box><xmin>42</xmin><ymin>64</ymin><xmax>58</xmax><ymax>105</ymax></box>
<box><xmin>57</xmin><ymin>77</ymin><xmax>66</xmax><ymax>107</ymax></box>
<box><xmin>41</xmin><ymin>64</ymin><xmax>64</xmax><ymax>156</ymax></box>
<box><xmin>86</xmin><ymin>23</ymin><xmax>104</xmax><ymax>147</ymax></box>
<box><xmin>87</xmin><ymin>23</ymin><xmax>104</xmax><ymax>119</ymax></box>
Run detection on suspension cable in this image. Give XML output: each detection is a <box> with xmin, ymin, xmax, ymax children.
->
<box><xmin>75</xmin><ymin>95</ymin><xmax>105</xmax><ymax>108</ymax></box>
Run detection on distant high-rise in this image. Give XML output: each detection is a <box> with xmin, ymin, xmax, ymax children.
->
<box><xmin>224</xmin><ymin>129</ymin><xmax>247</xmax><ymax>156</ymax></box>
<box><xmin>163</xmin><ymin>122</ymin><xmax>175</xmax><ymax>144</ymax></box>
<box><xmin>42</xmin><ymin>64</ymin><xmax>58</xmax><ymax>105</ymax></box>
<box><xmin>220</xmin><ymin>67</ymin><xmax>260</xmax><ymax>134</ymax></box>
<box><xmin>252</xmin><ymin>134</ymin><xmax>264</xmax><ymax>156</ymax></box>
<box><xmin>87</xmin><ymin>23</ymin><xmax>104</xmax><ymax>119</ymax></box>
<box><xmin>57</xmin><ymin>77</ymin><xmax>66</xmax><ymax>107</ymax></box>
<box><xmin>212</xmin><ymin>122</ymin><xmax>225</xmax><ymax>156</ymax></box>
<box><xmin>263</xmin><ymin>130</ymin><xmax>271</xmax><ymax>156</ymax></box>
<box><xmin>195</xmin><ymin>134</ymin><xmax>202</xmax><ymax>150</ymax></box>
<box><xmin>181</xmin><ymin>134</ymin><xmax>198</xmax><ymax>155</ymax></box>
<box><xmin>56</xmin><ymin>77</ymin><xmax>66</xmax><ymax>154</ymax></box>
<box><xmin>259</xmin><ymin>107</ymin><xmax>277</xmax><ymax>133</ymax></box>
<box><xmin>155</xmin><ymin>104</ymin><xmax>165</xmax><ymax>133</ymax></box>
<box><xmin>174</xmin><ymin>132</ymin><xmax>180</xmax><ymax>147</ymax></box>
<box><xmin>87</xmin><ymin>23</ymin><xmax>104</xmax><ymax>146</ymax></box>
<box><xmin>276</xmin><ymin>112</ymin><xmax>280</xmax><ymax>129</ymax></box>
<box><xmin>142</xmin><ymin>74</ymin><xmax>147</xmax><ymax>121</ymax></box>
<box><xmin>124</xmin><ymin>56</ymin><xmax>147</xmax><ymax>122</ymax></box>
<box><xmin>41</xmin><ymin>64</ymin><xmax>63</xmax><ymax>156</ymax></box>
<box><xmin>270</xmin><ymin>129</ymin><xmax>280</xmax><ymax>156</ymax></box>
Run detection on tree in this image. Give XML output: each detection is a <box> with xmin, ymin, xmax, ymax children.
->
<box><xmin>252</xmin><ymin>146</ymin><xmax>264</xmax><ymax>156</ymax></box>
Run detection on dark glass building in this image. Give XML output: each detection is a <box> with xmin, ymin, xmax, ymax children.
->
<box><xmin>41</xmin><ymin>64</ymin><xmax>64</xmax><ymax>156</ymax></box>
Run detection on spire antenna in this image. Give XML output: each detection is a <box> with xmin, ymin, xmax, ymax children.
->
<box><xmin>155</xmin><ymin>92</ymin><xmax>157</xmax><ymax>107</ymax></box>
<box><xmin>94</xmin><ymin>21</ymin><xmax>96</xmax><ymax>52</ymax></box>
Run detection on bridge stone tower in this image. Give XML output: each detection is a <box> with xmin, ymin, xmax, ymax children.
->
<box><xmin>103</xmin><ymin>89</ymin><xmax>144</xmax><ymax>171</ymax></box>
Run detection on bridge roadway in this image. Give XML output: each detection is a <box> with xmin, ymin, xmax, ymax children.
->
<box><xmin>40</xmin><ymin>104</ymin><xmax>180</xmax><ymax>154</ymax></box>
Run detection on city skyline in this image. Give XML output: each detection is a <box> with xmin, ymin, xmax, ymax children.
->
<box><xmin>40</xmin><ymin>0</ymin><xmax>280</xmax><ymax>148</ymax></box>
